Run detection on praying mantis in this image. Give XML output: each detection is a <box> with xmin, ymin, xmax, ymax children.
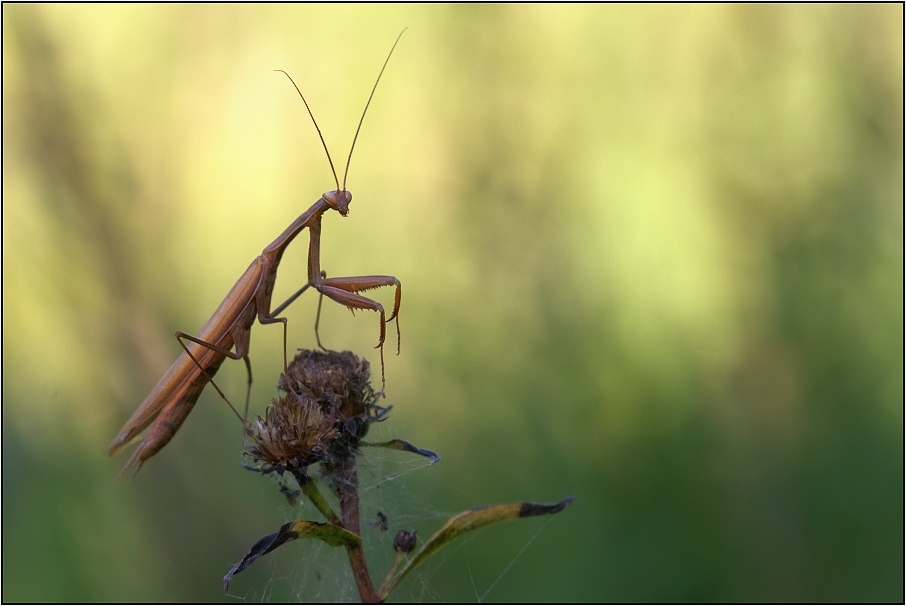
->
<box><xmin>107</xmin><ymin>32</ymin><xmax>405</xmax><ymax>476</ymax></box>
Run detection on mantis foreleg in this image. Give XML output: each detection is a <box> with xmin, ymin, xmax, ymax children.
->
<box><xmin>314</xmin><ymin>275</ymin><xmax>401</xmax><ymax>389</ymax></box>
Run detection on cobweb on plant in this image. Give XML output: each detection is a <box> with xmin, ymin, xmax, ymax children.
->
<box><xmin>224</xmin><ymin>415</ymin><xmax>439</xmax><ymax>602</ymax></box>
<box><xmin>222</xmin><ymin>349</ymin><xmax>572</xmax><ymax>603</ymax></box>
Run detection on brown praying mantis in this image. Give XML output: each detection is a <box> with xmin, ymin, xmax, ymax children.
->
<box><xmin>107</xmin><ymin>32</ymin><xmax>405</xmax><ymax>476</ymax></box>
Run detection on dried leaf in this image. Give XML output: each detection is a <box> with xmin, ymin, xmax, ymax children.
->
<box><xmin>224</xmin><ymin>519</ymin><xmax>360</xmax><ymax>591</ymax></box>
<box><xmin>362</xmin><ymin>439</ymin><xmax>440</xmax><ymax>464</ymax></box>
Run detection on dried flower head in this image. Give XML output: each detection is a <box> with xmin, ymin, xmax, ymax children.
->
<box><xmin>393</xmin><ymin>529</ymin><xmax>418</xmax><ymax>553</ymax></box>
<box><xmin>279</xmin><ymin>350</ymin><xmax>374</xmax><ymax>412</ymax></box>
<box><xmin>246</xmin><ymin>392</ymin><xmax>339</xmax><ymax>473</ymax></box>
<box><xmin>279</xmin><ymin>349</ymin><xmax>380</xmax><ymax>441</ymax></box>
<box><xmin>246</xmin><ymin>349</ymin><xmax>382</xmax><ymax>474</ymax></box>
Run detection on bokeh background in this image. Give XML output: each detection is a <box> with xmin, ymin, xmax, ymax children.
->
<box><xmin>3</xmin><ymin>4</ymin><xmax>902</xmax><ymax>602</ymax></box>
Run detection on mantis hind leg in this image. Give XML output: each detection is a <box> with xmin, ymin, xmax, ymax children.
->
<box><xmin>241</xmin><ymin>355</ymin><xmax>253</xmax><ymax>422</ymax></box>
<box><xmin>175</xmin><ymin>330</ymin><xmax>250</xmax><ymax>426</ymax></box>
<box><xmin>258</xmin><ymin>314</ymin><xmax>288</xmax><ymax>373</ymax></box>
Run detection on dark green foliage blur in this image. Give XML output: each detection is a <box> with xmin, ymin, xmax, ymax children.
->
<box><xmin>3</xmin><ymin>4</ymin><xmax>902</xmax><ymax>602</ymax></box>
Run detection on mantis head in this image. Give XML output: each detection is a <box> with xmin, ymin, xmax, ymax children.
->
<box><xmin>278</xmin><ymin>30</ymin><xmax>404</xmax><ymax>221</ymax></box>
<box><xmin>323</xmin><ymin>190</ymin><xmax>352</xmax><ymax>216</ymax></box>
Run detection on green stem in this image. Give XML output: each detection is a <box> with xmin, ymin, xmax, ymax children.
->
<box><xmin>291</xmin><ymin>469</ymin><xmax>341</xmax><ymax>526</ymax></box>
<box><xmin>378</xmin><ymin>552</ymin><xmax>406</xmax><ymax>599</ymax></box>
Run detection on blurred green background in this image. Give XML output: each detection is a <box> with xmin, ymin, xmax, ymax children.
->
<box><xmin>3</xmin><ymin>4</ymin><xmax>902</xmax><ymax>602</ymax></box>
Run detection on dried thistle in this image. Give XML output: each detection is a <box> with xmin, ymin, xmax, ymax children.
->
<box><xmin>245</xmin><ymin>392</ymin><xmax>339</xmax><ymax>474</ymax></box>
<box><xmin>228</xmin><ymin>348</ymin><xmax>572</xmax><ymax>603</ymax></box>
<box><xmin>245</xmin><ymin>349</ymin><xmax>382</xmax><ymax>475</ymax></box>
<box><xmin>279</xmin><ymin>350</ymin><xmax>376</xmax><ymax>415</ymax></box>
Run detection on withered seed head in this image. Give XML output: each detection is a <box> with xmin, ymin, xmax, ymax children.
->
<box><xmin>279</xmin><ymin>349</ymin><xmax>375</xmax><ymax>421</ymax></box>
<box><xmin>393</xmin><ymin>529</ymin><xmax>418</xmax><ymax>553</ymax></box>
<box><xmin>246</xmin><ymin>392</ymin><xmax>339</xmax><ymax>472</ymax></box>
<box><xmin>246</xmin><ymin>349</ymin><xmax>382</xmax><ymax>474</ymax></box>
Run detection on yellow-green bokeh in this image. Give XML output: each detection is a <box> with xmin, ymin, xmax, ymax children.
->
<box><xmin>3</xmin><ymin>4</ymin><xmax>902</xmax><ymax>602</ymax></box>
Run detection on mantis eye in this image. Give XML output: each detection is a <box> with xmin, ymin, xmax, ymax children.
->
<box><xmin>332</xmin><ymin>190</ymin><xmax>351</xmax><ymax>216</ymax></box>
<box><xmin>323</xmin><ymin>191</ymin><xmax>343</xmax><ymax>210</ymax></box>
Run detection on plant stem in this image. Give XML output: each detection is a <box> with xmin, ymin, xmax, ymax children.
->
<box><xmin>378</xmin><ymin>552</ymin><xmax>406</xmax><ymax>599</ymax></box>
<box><xmin>291</xmin><ymin>469</ymin><xmax>342</xmax><ymax>526</ymax></box>
<box><xmin>329</xmin><ymin>455</ymin><xmax>379</xmax><ymax>603</ymax></box>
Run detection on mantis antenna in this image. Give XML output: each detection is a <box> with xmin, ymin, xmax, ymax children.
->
<box><xmin>342</xmin><ymin>27</ymin><xmax>407</xmax><ymax>190</ymax></box>
<box><xmin>276</xmin><ymin>28</ymin><xmax>406</xmax><ymax>192</ymax></box>
<box><xmin>275</xmin><ymin>69</ymin><xmax>340</xmax><ymax>192</ymax></box>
